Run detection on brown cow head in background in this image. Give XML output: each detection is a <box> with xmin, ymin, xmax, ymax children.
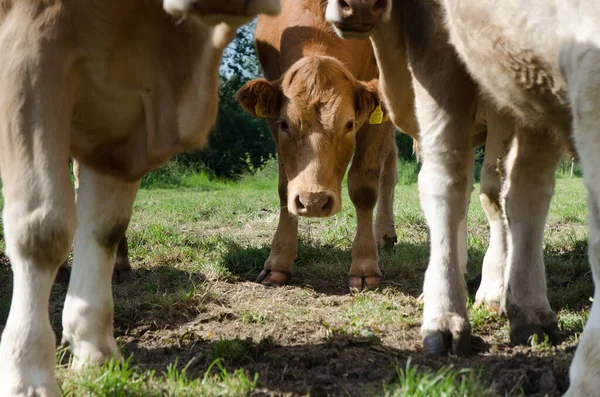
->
<box><xmin>237</xmin><ymin>56</ymin><xmax>385</xmax><ymax>218</ymax></box>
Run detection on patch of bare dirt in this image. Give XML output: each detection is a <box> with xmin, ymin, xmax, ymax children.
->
<box><xmin>112</xmin><ymin>281</ymin><xmax>575</xmax><ymax>397</ymax></box>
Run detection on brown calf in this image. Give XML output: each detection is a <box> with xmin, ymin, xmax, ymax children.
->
<box><xmin>237</xmin><ymin>0</ymin><xmax>416</xmax><ymax>290</ymax></box>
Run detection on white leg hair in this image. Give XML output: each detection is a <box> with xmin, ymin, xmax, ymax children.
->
<box><xmin>458</xmin><ymin>164</ymin><xmax>474</xmax><ymax>277</ymax></box>
<box><xmin>559</xmin><ymin>8</ymin><xmax>600</xmax><ymax>392</ymax></box>
<box><xmin>415</xmin><ymin>86</ymin><xmax>476</xmax><ymax>354</ymax></box>
<box><xmin>408</xmin><ymin>31</ymin><xmax>478</xmax><ymax>355</ymax></box>
<box><xmin>0</xmin><ymin>173</ymin><xmax>75</xmax><ymax>397</ymax></box>
<box><xmin>475</xmin><ymin>109</ymin><xmax>513</xmax><ymax>309</ymax></box>
<box><xmin>499</xmin><ymin>125</ymin><xmax>562</xmax><ymax>344</ymax></box>
<box><xmin>61</xmin><ymin>164</ymin><xmax>140</xmax><ymax>368</ymax></box>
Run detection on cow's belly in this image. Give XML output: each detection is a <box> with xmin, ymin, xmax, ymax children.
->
<box><xmin>68</xmin><ymin>21</ymin><xmax>222</xmax><ymax>181</ymax></box>
<box><xmin>69</xmin><ymin>61</ymin><xmax>160</xmax><ymax>180</ymax></box>
<box><xmin>444</xmin><ymin>0</ymin><xmax>571</xmax><ymax>129</ymax></box>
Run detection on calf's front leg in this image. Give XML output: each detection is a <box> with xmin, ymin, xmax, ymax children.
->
<box><xmin>61</xmin><ymin>164</ymin><xmax>140</xmax><ymax>368</ymax></box>
<box><xmin>500</xmin><ymin>126</ymin><xmax>563</xmax><ymax>345</ymax></box>
<box><xmin>374</xmin><ymin>126</ymin><xmax>399</xmax><ymax>248</ymax></box>
<box><xmin>56</xmin><ymin>161</ymin><xmax>133</xmax><ymax>285</ymax></box>
<box><xmin>257</xmin><ymin>155</ymin><xmax>298</xmax><ymax>286</ymax></box>
<box><xmin>56</xmin><ymin>234</ymin><xmax>132</xmax><ymax>284</ymax></box>
<box><xmin>559</xmin><ymin>32</ymin><xmax>600</xmax><ymax>396</ymax></box>
<box><xmin>408</xmin><ymin>26</ymin><xmax>477</xmax><ymax>356</ymax></box>
<box><xmin>347</xmin><ymin>123</ymin><xmax>395</xmax><ymax>290</ymax></box>
<box><xmin>0</xmin><ymin>6</ymin><xmax>75</xmax><ymax>394</ymax></box>
<box><xmin>474</xmin><ymin>108</ymin><xmax>513</xmax><ymax>310</ymax></box>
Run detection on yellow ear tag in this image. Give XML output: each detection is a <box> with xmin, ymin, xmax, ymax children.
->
<box><xmin>369</xmin><ymin>102</ymin><xmax>385</xmax><ymax>125</ymax></box>
<box><xmin>255</xmin><ymin>103</ymin><xmax>268</xmax><ymax>118</ymax></box>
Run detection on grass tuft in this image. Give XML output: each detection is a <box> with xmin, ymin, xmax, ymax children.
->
<box><xmin>384</xmin><ymin>360</ymin><xmax>496</xmax><ymax>397</ymax></box>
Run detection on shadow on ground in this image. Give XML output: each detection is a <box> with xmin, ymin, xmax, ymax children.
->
<box><xmin>123</xmin><ymin>332</ymin><xmax>573</xmax><ymax>397</ymax></box>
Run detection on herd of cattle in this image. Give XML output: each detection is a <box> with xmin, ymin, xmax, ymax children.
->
<box><xmin>0</xmin><ymin>0</ymin><xmax>598</xmax><ymax>395</ymax></box>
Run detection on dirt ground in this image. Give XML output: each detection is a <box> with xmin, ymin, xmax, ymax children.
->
<box><xmin>76</xmin><ymin>270</ymin><xmax>578</xmax><ymax>397</ymax></box>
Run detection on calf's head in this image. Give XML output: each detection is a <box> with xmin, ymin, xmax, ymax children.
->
<box><xmin>164</xmin><ymin>0</ymin><xmax>280</xmax><ymax>25</ymax></box>
<box><xmin>325</xmin><ymin>0</ymin><xmax>391</xmax><ymax>39</ymax></box>
<box><xmin>237</xmin><ymin>56</ymin><xmax>384</xmax><ymax>218</ymax></box>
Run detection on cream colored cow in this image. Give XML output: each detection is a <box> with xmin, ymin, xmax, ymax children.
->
<box><xmin>0</xmin><ymin>1</ymin><xmax>279</xmax><ymax>396</ymax></box>
<box><xmin>326</xmin><ymin>0</ymin><xmax>599</xmax><ymax>394</ymax></box>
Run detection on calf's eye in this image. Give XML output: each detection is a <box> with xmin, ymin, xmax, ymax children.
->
<box><xmin>280</xmin><ymin>120</ymin><xmax>289</xmax><ymax>132</ymax></box>
<box><xmin>345</xmin><ymin>120</ymin><xmax>356</xmax><ymax>132</ymax></box>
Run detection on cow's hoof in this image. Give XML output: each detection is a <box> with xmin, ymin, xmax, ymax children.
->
<box><xmin>473</xmin><ymin>299</ymin><xmax>501</xmax><ymax>314</ymax></box>
<box><xmin>256</xmin><ymin>269</ymin><xmax>292</xmax><ymax>286</ymax></box>
<box><xmin>61</xmin><ymin>333</ymin><xmax>120</xmax><ymax>370</ymax></box>
<box><xmin>380</xmin><ymin>234</ymin><xmax>397</xmax><ymax>249</ymax></box>
<box><xmin>0</xmin><ymin>377</ymin><xmax>60</xmax><ymax>397</ymax></box>
<box><xmin>348</xmin><ymin>275</ymin><xmax>381</xmax><ymax>292</ymax></box>
<box><xmin>423</xmin><ymin>330</ymin><xmax>471</xmax><ymax>357</ymax></box>
<box><xmin>511</xmin><ymin>322</ymin><xmax>564</xmax><ymax>346</ymax></box>
<box><xmin>55</xmin><ymin>266</ymin><xmax>70</xmax><ymax>284</ymax></box>
<box><xmin>112</xmin><ymin>268</ymin><xmax>134</xmax><ymax>283</ymax></box>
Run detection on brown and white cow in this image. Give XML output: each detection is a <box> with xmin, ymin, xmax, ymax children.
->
<box><xmin>0</xmin><ymin>1</ymin><xmax>279</xmax><ymax>396</ymax></box>
<box><xmin>326</xmin><ymin>0</ymin><xmax>569</xmax><ymax>355</ymax></box>
<box><xmin>327</xmin><ymin>0</ymin><xmax>600</xmax><ymax>394</ymax></box>
<box><xmin>236</xmin><ymin>0</ymin><xmax>416</xmax><ymax>290</ymax></box>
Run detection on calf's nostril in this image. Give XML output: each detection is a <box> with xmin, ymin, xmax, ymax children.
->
<box><xmin>373</xmin><ymin>0</ymin><xmax>387</xmax><ymax>11</ymax></box>
<box><xmin>295</xmin><ymin>195</ymin><xmax>305</xmax><ymax>210</ymax></box>
<box><xmin>338</xmin><ymin>0</ymin><xmax>351</xmax><ymax>9</ymax></box>
<box><xmin>321</xmin><ymin>196</ymin><xmax>334</xmax><ymax>213</ymax></box>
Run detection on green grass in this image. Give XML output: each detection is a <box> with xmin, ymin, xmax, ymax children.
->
<box><xmin>59</xmin><ymin>357</ymin><xmax>258</xmax><ymax>397</ymax></box>
<box><xmin>384</xmin><ymin>361</ymin><xmax>495</xmax><ymax>397</ymax></box>
<box><xmin>0</xmin><ymin>159</ymin><xmax>592</xmax><ymax>396</ymax></box>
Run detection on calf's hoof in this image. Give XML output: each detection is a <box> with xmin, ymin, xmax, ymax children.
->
<box><xmin>256</xmin><ymin>268</ymin><xmax>292</xmax><ymax>286</ymax></box>
<box><xmin>113</xmin><ymin>257</ymin><xmax>133</xmax><ymax>283</ymax></box>
<box><xmin>55</xmin><ymin>266</ymin><xmax>71</xmax><ymax>284</ymax></box>
<box><xmin>0</xmin><ymin>376</ymin><xmax>60</xmax><ymax>397</ymax></box>
<box><xmin>112</xmin><ymin>269</ymin><xmax>133</xmax><ymax>283</ymax></box>
<box><xmin>61</xmin><ymin>333</ymin><xmax>121</xmax><ymax>370</ymax></box>
<box><xmin>379</xmin><ymin>234</ymin><xmax>398</xmax><ymax>249</ymax></box>
<box><xmin>348</xmin><ymin>275</ymin><xmax>381</xmax><ymax>292</ymax></box>
<box><xmin>510</xmin><ymin>322</ymin><xmax>564</xmax><ymax>346</ymax></box>
<box><xmin>506</xmin><ymin>305</ymin><xmax>564</xmax><ymax>346</ymax></box>
<box><xmin>422</xmin><ymin>330</ymin><xmax>471</xmax><ymax>357</ymax></box>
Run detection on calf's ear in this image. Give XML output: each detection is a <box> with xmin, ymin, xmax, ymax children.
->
<box><xmin>236</xmin><ymin>78</ymin><xmax>281</xmax><ymax>118</ymax></box>
<box><xmin>355</xmin><ymin>78</ymin><xmax>388</xmax><ymax>125</ymax></box>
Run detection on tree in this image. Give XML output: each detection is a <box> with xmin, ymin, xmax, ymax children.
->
<box><xmin>175</xmin><ymin>20</ymin><xmax>275</xmax><ymax>179</ymax></box>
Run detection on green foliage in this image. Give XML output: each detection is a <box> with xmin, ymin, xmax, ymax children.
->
<box><xmin>556</xmin><ymin>156</ymin><xmax>583</xmax><ymax>179</ymax></box>
<box><xmin>397</xmin><ymin>160</ymin><xmax>420</xmax><ymax>185</ymax></box>
<box><xmin>395</xmin><ymin>132</ymin><xmax>417</xmax><ymax>162</ymax></box>
<box><xmin>59</xmin><ymin>357</ymin><xmax>258</xmax><ymax>397</ymax></box>
<box><xmin>172</xmin><ymin>20</ymin><xmax>276</xmax><ymax>180</ymax></box>
<box><xmin>207</xmin><ymin>339</ymin><xmax>253</xmax><ymax>365</ymax></box>
<box><xmin>384</xmin><ymin>361</ymin><xmax>494</xmax><ymax>397</ymax></box>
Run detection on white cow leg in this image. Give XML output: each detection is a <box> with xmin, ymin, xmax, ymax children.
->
<box><xmin>0</xmin><ymin>13</ymin><xmax>76</xmax><ymax>395</ymax></box>
<box><xmin>408</xmin><ymin>29</ymin><xmax>478</xmax><ymax>356</ymax></box>
<box><xmin>559</xmin><ymin>27</ymin><xmax>600</xmax><ymax>396</ymax></box>
<box><xmin>457</xmin><ymin>164</ymin><xmax>474</xmax><ymax>277</ymax></box>
<box><xmin>61</xmin><ymin>164</ymin><xmax>140</xmax><ymax>369</ymax></box>
<box><xmin>0</xmin><ymin>165</ymin><xmax>75</xmax><ymax>397</ymax></box>
<box><xmin>475</xmin><ymin>109</ymin><xmax>513</xmax><ymax>310</ymax></box>
<box><xmin>500</xmin><ymin>125</ymin><xmax>562</xmax><ymax>345</ymax></box>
